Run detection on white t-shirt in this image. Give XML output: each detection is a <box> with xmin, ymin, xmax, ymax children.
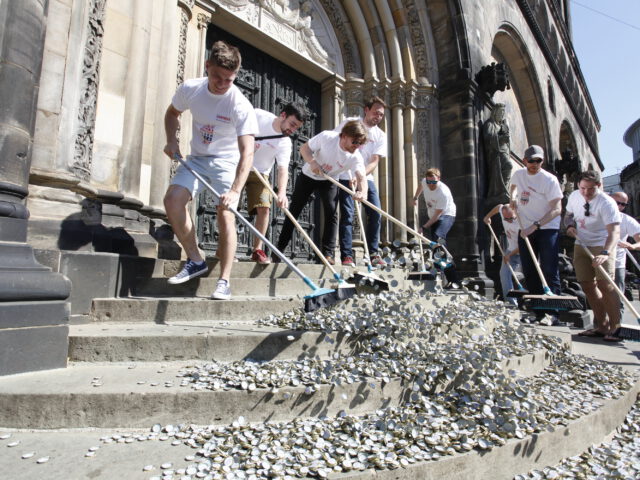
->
<box><xmin>616</xmin><ymin>212</ymin><xmax>640</xmax><ymax>268</ymax></box>
<box><xmin>302</xmin><ymin>130</ymin><xmax>365</xmax><ymax>181</ymax></box>
<box><xmin>566</xmin><ymin>189</ymin><xmax>621</xmax><ymax>247</ymax></box>
<box><xmin>335</xmin><ymin>117</ymin><xmax>387</xmax><ymax>180</ymax></box>
<box><xmin>500</xmin><ymin>207</ymin><xmax>520</xmax><ymax>253</ymax></box>
<box><xmin>421</xmin><ymin>179</ymin><xmax>456</xmax><ymax>218</ymax></box>
<box><xmin>510</xmin><ymin>168</ymin><xmax>563</xmax><ymax>229</ymax></box>
<box><xmin>252</xmin><ymin>109</ymin><xmax>292</xmax><ymax>174</ymax></box>
<box><xmin>171</xmin><ymin>78</ymin><xmax>257</xmax><ymax>162</ymax></box>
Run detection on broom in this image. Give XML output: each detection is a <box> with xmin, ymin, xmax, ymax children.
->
<box><xmin>576</xmin><ymin>243</ymin><xmax>640</xmax><ymax>341</ymax></box>
<box><xmin>516</xmin><ymin>215</ymin><xmax>582</xmax><ymax>311</ymax></box>
<box><xmin>321</xmin><ymin>173</ymin><xmax>454</xmax><ymax>270</ymax></box>
<box><xmin>175</xmin><ymin>154</ymin><xmax>342</xmax><ymax>312</ymax></box>
<box><xmin>407</xmin><ymin>207</ymin><xmax>436</xmax><ymax>281</ymax></box>
<box><xmin>250</xmin><ymin>167</ymin><xmax>357</xmax><ymax>300</ymax></box>
<box><xmin>346</xmin><ymin>172</ymin><xmax>390</xmax><ymax>291</ymax></box>
<box><xmin>485</xmin><ymin>222</ymin><xmax>528</xmax><ymax>298</ymax></box>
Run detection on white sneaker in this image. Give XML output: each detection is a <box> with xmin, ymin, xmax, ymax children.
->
<box><xmin>211</xmin><ymin>279</ymin><xmax>231</xmax><ymax>300</ymax></box>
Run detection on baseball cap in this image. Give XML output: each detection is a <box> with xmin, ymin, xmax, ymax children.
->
<box><xmin>524</xmin><ymin>145</ymin><xmax>544</xmax><ymax>160</ymax></box>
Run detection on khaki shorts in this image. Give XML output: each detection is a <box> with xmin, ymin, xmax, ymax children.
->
<box><xmin>245</xmin><ymin>171</ymin><xmax>272</xmax><ymax>215</ymax></box>
<box><xmin>573</xmin><ymin>244</ymin><xmax>615</xmax><ymax>282</ymax></box>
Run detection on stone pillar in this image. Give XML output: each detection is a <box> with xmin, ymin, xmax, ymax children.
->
<box><xmin>390</xmin><ymin>81</ymin><xmax>406</xmax><ymax>242</ymax></box>
<box><xmin>0</xmin><ymin>0</ymin><xmax>71</xmax><ymax>376</ymax></box>
<box><xmin>118</xmin><ymin>0</ymin><xmax>153</xmax><ymax>198</ymax></box>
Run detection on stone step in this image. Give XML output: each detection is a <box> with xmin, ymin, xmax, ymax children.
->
<box><xmin>68</xmin><ymin>322</ymin><xmax>355</xmax><ymax>363</ymax></box>
<box><xmin>89</xmin><ymin>296</ymin><xmax>301</xmax><ymax>323</ymax></box>
<box><xmin>0</xmin><ymin>346</ymin><xmax>553</xmax><ymax>429</ymax></box>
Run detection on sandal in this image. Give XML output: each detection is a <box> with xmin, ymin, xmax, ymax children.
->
<box><xmin>577</xmin><ymin>328</ymin><xmax>605</xmax><ymax>337</ymax></box>
<box><xmin>603</xmin><ymin>328</ymin><xmax>623</xmax><ymax>342</ymax></box>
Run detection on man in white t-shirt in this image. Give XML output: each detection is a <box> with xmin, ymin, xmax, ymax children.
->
<box><xmin>610</xmin><ymin>191</ymin><xmax>640</xmax><ymax>315</ymax></box>
<box><xmin>274</xmin><ymin>121</ymin><xmax>368</xmax><ymax>264</ymax></box>
<box><xmin>336</xmin><ymin>96</ymin><xmax>387</xmax><ymax>267</ymax></box>
<box><xmin>484</xmin><ymin>204</ymin><xmax>521</xmax><ymax>306</ymax></box>
<box><xmin>412</xmin><ymin>168</ymin><xmax>457</xmax><ymax>243</ymax></box>
<box><xmin>163</xmin><ymin>41</ymin><xmax>258</xmax><ymax>300</ymax></box>
<box><xmin>244</xmin><ymin>103</ymin><xmax>306</xmax><ymax>264</ymax></box>
<box><xmin>509</xmin><ymin>145</ymin><xmax>563</xmax><ymax>313</ymax></box>
<box><xmin>565</xmin><ymin>171</ymin><xmax>621</xmax><ymax>341</ymax></box>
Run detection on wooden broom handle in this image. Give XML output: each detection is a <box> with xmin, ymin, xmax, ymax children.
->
<box><xmin>486</xmin><ymin>222</ymin><xmax>523</xmax><ymax>288</ymax></box>
<box><xmin>516</xmin><ymin>214</ymin><xmax>552</xmax><ymax>294</ymax></box>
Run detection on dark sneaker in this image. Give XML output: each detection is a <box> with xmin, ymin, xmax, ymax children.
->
<box><xmin>341</xmin><ymin>256</ymin><xmax>355</xmax><ymax>266</ymax></box>
<box><xmin>370</xmin><ymin>255</ymin><xmax>385</xmax><ymax>267</ymax></box>
<box><xmin>168</xmin><ymin>259</ymin><xmax>207</xmax><ymax>285</ymax></box>
<box><xmin>325</xmin><ymin>255</ymin><xmax>336</xmax><ymax>266</ymax></box>
<box><xmin>211</xmin><ymin>279</ymin><xmax>231</xmax><ymax>300</ymax></box>
<box><xmin>271</xmin><ymin>254</ymin><xmax>282</xmax><ymax>264</ymax></box>
<box><xmin>251</xmin><ymin>249</ymin><xmax>271</xmax><ymax>264</ymax></box>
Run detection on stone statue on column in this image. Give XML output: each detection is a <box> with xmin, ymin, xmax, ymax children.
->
<box><xmin>483</xmin><ymin>103</ymin><xmax>512</xmax><ymax>205</ymax></box>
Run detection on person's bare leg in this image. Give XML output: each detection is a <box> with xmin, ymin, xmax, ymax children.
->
<box><xmin>580</xmin><ymin>280</ymin><xmax>608</xmax><ymax>332</ymax></box>
<box><xmin>597</xmin><ymin>279</ymin><xmax>621</xmax><ymax>332</ymax></box>
<box><xmin>252</xmin><ymin>206</ymin><xmax>270</xmax><ymax>251</ymax></box>
<box><xmin>217</xmin><ymin>207</ymin><xmax>236</xmax><ymax>281</ymax></box>
<box><xmin>163</xmin><ymin>185</ymin><xmax>203</xmax><ymax>262</ymax></box>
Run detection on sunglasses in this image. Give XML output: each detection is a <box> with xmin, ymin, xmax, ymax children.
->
<box><xmin>584</xmin><ymin>202</ymin><xmax>590</xmax><ymax>217</ymax></box>
<box><xmin>503</xmin><ymin>217</ymin><xmax>516</xmax><ymax>222</ymax></box>
<box><xmin>425</xmin><ymin>179</ymin><xmax>439</xmax><ymax>185</ymax></box>
<box><xmin>527</xmin><ymin>158</ymin><xmax>543</xmax><ymax>164</ymax></box>
<box><xmin>617</xmin><ymin>202</ymin><xmax>628</xmax><ymax>207</ymax></box>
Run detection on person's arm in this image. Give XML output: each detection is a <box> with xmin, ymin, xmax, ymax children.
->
<box><xmin>593</xmin><ymin>223</ymin><xmax>620</xmax><ymax>266</ymax></box>
<box><xmin>300</xmin><ymin>142</ymin><xmax>321</xmax><ymax>175</ymax></box>
<box><xmin>413</xmin><ymin>183</ymin><xmax>424</xmax><ymax>206</ymax></box>
<box><xmin>509</xmin><ymin>184</ymin><xmax>518</xmax><ymax>210</ymax></box>
<box><xmin>365</xmin><ymin>154</ymin><xmax>381</xmax><ymax>176</ymax></box>
<box><xmin>163</xmin><ymin>105</ymin><xmax>182</xmax><ymax>159</ymax></box>
<box><xmin>219</xmin><ymin>134</ymin><xmax>255</xmax><ymax>209</ymax></box>
<box><xmin>619</xmin><ymin>232</ymin><xmax>640</xmax><ymax>251</ymax></box>
<box><xmin>353</xmin><ymin>170</ymin><xmax>368</xmax><ymax>202</ymax></box>
<box><xmin>521</xmin><ymin>197</ymin><xmax>562</xmax><ymax>237</ymax></box>
<box><xmin>423</xmin><ymin>208</ymin><xmax>443</xmax><ymax>229</ymax></box>
<box><xmin>276</xmin><ymin>165</ymin><xmax>289</xmax><ymax>209</ymax></box>
<box><xmin>483</xmin><ymin>204</ymin><xmax>502</xmax><ymax>225</ymax></box>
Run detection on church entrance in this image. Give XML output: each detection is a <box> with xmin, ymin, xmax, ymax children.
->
<box><xmin>195</xmin><ymin>25</ymin><xmax>322</xmax><ymax>262</ymax></box>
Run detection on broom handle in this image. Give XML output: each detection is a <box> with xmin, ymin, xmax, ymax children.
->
<box><xmin>347</xmin><ymin>171</ymin><xmax>372</xmax><ymax>272</ymax></box>
<box><xmin>414</xmin><ymin>207</ymin><xmax>426</xmax><ymax>271</ymax></box>
<box><xmin>516</xmin><ymin>214</ymin><xmax>553</xmax><ymax>294</ymax></box>
<box><xmin>251</xmin><ymin>167</ymin><xmax>340</xmax><ymax>277</ymax></box>
<box><xmin>174</xmin><ymin>155</ymin><xmax>318</xmax><ymax>289</ymax></box>
<box><xmin>321</xmin><ymin>172</ymin><xmax>453</xmax><ymax>258</ymax></box>
<box><xmin>486</xmin><ymin>222</ymin><xmax>524</xmax><ymax>289</ymax></box>
<box><xmin>577</xmin><ymin>241</ymin><xmax>640</xmax><ymax>319</ymax></box>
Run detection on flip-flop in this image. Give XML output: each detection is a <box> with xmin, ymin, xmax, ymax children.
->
<box><xmin>603</xmin><ymin>328</ymin><xmax>623</xmax><ymax>342</ymax></box>
<box><xmin>577</xmin><ymin>328</ymin><xmax>605</xmax><ymax>337</ymax></box>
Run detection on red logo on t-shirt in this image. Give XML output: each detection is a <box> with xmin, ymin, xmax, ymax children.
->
<box><xmin>520</xmin><ymin>191</ymin><xmax>530</xmax><ymax>205</ymax></box>
<box><xmin>200</xmin><ymin>125</ymin><xmax>215</xmax><ymax>144</ymax></box>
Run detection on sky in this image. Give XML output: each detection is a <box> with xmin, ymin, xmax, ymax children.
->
<box><xmin>570</xmin><ymin>0</ymin><xmax>640</xmax><ymax>175</ymax></box>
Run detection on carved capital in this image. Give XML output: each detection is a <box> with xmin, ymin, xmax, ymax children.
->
<box><xmin>197</xmin><ymin>13</ymin><xmax>210</xmax><ymax>30</ymax></box>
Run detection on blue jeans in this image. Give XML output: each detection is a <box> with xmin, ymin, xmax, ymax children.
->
<box><xmin>339</xmin><ymin>179</ymin><xmax>382</xmax><ymax>258</ymax></box>
<box><xmin>432</xmin><ymin>215</ymin><xmax>455</xmax><ymax>244</ymax></box>
<box><xmin>517</xmin><ymin>228</ymin><xmax>560</xmax><ymax>295</ymax></box>
<box><xmin>500</xmin><ymin>254</ymin><xmax>522</xmax><ymax>306</ymax></box>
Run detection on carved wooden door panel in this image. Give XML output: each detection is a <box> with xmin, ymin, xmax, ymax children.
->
<box><xmin>195</xmin><ymin>25</ymin><xmax>321</xmax><ymax>262</ymax></box>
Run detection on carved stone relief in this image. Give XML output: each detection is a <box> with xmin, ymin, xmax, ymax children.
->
<box><xmin>213</xmin><ymin>0</ymin><xmax>343</xmax><ymax>73</ymax></box>
<box><xmin>403</xmin><ymin>0</ymin><xmax>429</xmax><ymax>79</ymax></box>
<box><xmin>72</xmin><ymin>0</ymin><xmax>107</xmax><ymax>181</ymax></box>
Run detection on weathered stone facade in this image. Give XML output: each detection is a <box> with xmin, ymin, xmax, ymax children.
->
<box><xmin>0</xmin><ymin>0</ymin><xmax>601</xmax><ymax>374</ymax></box>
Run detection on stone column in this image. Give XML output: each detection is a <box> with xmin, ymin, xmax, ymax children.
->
<box><xmin>390</xmin><ymin>80</ymin><xmax>406</xmax><ymax>242</ymax></box>
<box><xmin>0</xmin><ymin>0</ymin><xmax>71</xmax><ymax>375</ymax></box>
<box><xmin>118</xmin><ymin>0</ymin><xmax>153</xmax><ymax>198</ymax></box>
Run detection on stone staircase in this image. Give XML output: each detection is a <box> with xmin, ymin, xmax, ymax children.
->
<box><xmin>0</xmin><ymin>258</ymin><xmax>638</xmax><ymax>480</ymax></box>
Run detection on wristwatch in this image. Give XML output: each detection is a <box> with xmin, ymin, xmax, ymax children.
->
<box><xmin>599</xmin><ymin>250</ymin><xmax>609</xmax><ymax>256</ymax></box>
<box><xmin>533</xmin><ymin>221</ymin><xmax>541</xmax><ymax>230</ymax></box>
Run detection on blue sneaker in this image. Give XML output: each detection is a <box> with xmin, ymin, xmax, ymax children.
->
<box><xmin>211</xmin><ymin>279</ymin><xmax>231</xmax><ymax>300</ymax></box>
<box><xmin>167</xmin><ymin>259</ymin><xmax>208</xmax><ymax>284</ymax></box>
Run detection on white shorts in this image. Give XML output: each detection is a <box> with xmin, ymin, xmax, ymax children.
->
<box><xmin>171</xmin><ymin>155</ymin><xmax>238</xmax><ymax>208</ymax></box>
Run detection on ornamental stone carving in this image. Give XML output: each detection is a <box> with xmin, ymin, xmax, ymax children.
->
<box><xmin>72</xmin><ymin>0</ymin><xmax>107</xmax><ymax>181</ymax></box>
<box><xmin>214</xmin><ymin>0</ymin><xmax>341</xmax><ymax>72</ymax></box>
<box><xmin>403</xmin><ymin>0</ymin><xmax>429</xmax><ymax>79</ymax></box>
